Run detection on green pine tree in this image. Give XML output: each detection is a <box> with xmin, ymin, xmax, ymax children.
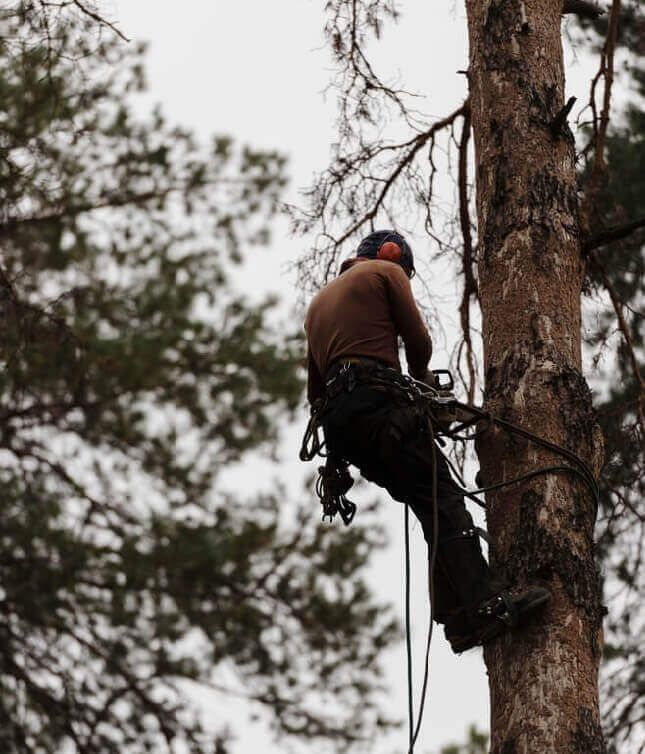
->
<box><xmin>0</xmin><ymin>6</ymin><xmax>398</xmax><ymax>752</ymax></box>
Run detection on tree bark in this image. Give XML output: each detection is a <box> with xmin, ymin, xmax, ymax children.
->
<box><xmin>464</xmin><ymin>0</ymin><xmax>606</xmax><ymax>751</ymax></box>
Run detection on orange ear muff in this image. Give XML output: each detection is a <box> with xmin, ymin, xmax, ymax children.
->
<box><xmin>377</xmin><ymin>241</ymin><xmax>402</xmax><ymax>263</ymax></box>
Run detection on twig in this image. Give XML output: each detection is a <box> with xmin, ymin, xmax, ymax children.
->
<box><xmin>71</xmin><ymin>0</ymin><xmax>130</xmax><ymax>42</ymax></box>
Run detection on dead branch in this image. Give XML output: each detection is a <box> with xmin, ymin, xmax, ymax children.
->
<box><xmin>588</xmin><ymin>248</ymin><xmax>645</xmax><ymax>435</ymax></box>
<box><xmin>293</xmin><ymin>102</ymin><xmax>469</xmax><ymax>290</ymax></box>
<box><xmin>70</xmin><ymin>0</ymin><xmax>130</xmax><ymax>41</ymax></box>
<box><xmin>562</xmin><ymin>0</ymin><xmax>605</xmax><ymax>19</ymax></box>
<box><xmin>583</xmin><ymin>216</ymin><xmax>645</xmax><ymax>251</ymax></box>
<box><xmin>580</xmin><ymin>0</ymin><xmax>621</xmax><ymax>233</ymax></box>
<box><xmin>37</xmin><ymin>0</ymin><xmax>130</xmax><ymax>42</ymax></box>
<box><xmin>457</xmin><ymin>102</ymin><xmax>477</xmax><ymax>404</ymax></box>
<box><xmin>324</xmin><ymin>0</ymin><xmax>421</xmax><ymax>140</ymax></box>
<box><xmin>549</xmin><ymin>96</ymin><xmax>577</xmax><ymax>138</ymax></box>
<box><xmin>332</xmin><ymin>107</ymin><xmax>467</xmax><ymax>247</ymax></box>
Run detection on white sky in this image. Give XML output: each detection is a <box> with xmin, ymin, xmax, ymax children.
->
<box><xmin>109</xmin><ymin>2</ymin><xmax>603</xmax><ymax>753</ymax></box>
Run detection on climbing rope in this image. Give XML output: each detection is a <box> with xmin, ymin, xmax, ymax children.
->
<box><xmin>405</xmin><ymin>414</ymin><xmax>438</xmax><ymax>754</ymax></box>
<box><xmin>403</xmin><ymin>385</ymin><xmax>599</xmax><ymax>752</ymax></box>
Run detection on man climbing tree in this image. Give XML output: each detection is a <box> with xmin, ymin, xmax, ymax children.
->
<box><xmin>301</xmin><ymin>228</ymin><xmax>550</xmax><ymax>655</ymax></box>
<box><xmin>292</xmin><ymin>1</ymin><xmax>645</xmax><ymax>752</ymax></box>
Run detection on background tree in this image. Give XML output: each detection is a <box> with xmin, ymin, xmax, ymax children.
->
<box><xmin>294</xmin><ymin>1</ymin><xmax>643</xmax><ymax>751</ymax></box>
<box><xmin>575</xmin><ymin>5</ymin><xmax>645</xmax><ymax>748</ymax></box>
<box><xmin>439</xmin><ymin>723</ymin><xmax>488</xmax><ymax>754</ymax></box>
<box><xmin>0</xmin><ymin>5</ymin><xmax>399</xmax><ymax>752</ymax></box>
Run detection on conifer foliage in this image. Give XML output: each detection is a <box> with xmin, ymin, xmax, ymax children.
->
<box><xmin>0</xmin><ymin>5</ymin><xmax>397</xmax><ymax>752</ymax></box>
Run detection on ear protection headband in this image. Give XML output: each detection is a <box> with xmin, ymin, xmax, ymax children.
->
<box><xmin>355</xmin><ymin>230</ymin><xmax>415</xmax><ymax>278</ymax></box>
<box><xmin>377</xmin><ymin>238</ymin><xmax>404</xmax><ymax>264</ymax></box>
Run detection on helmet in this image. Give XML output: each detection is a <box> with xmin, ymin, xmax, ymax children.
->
<box><xmin>355</xmin><ymin>229</ymin><xmax>415</xmax><ymax>278</ymax></box>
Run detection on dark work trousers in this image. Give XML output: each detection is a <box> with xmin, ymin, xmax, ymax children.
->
<box><xmin>322</xmin><ymin>383</ymin><xmax>505</xmax><ymax>622</ymax></box>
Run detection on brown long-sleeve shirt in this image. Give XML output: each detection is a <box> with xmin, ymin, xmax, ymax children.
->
<box><xmin>304</xmin><ymin>259</ymin><xmax>432</xmax><ymax>403</ymax></box>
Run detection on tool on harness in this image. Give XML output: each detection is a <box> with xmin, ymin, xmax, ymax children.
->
<box><xmin>316</xmin><ymin>456</ymin><xmax>356</xmax><ymax>525</ymax></box>
<box><xmin>300</xmin><ymin>362</ymin><xmax>492</xmax><ymax>527</ymax></box>
<box><xmin>299</xmin><ymin>400</ymin><xmax>326</xmax><ymax>462</ymax></box>
<box><xmin>300</xmin><ymin>382</ymin><xmax>359</xmax><ymax>525</ymax></box>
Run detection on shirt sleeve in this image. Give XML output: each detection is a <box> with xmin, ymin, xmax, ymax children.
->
<box><xmin>386</xmin><ymin>266</ymin><xmax>432</xmax><ymax>379</ymax></box>
<box><xmin>306</xmin><ymin>344</ymin><xmax>325</xmax><ymax>406</ymax></box>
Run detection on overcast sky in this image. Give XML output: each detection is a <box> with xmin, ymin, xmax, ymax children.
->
<box><xmin>108</xmin><ymin>3</ymin><xmax>601</xmax><ymax>753</ymax></box>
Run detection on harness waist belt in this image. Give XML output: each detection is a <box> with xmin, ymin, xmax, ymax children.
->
<box><xmin>325</xmin><ymin>357</ymin><xmax>392</xmax><ymax>382</ymax></box>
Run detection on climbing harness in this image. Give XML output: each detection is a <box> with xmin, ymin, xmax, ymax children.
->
<box><xmin>299</xmin><ymin>360</ymin><xmax>599</xmax><ymax>752</ymax></box>
<box><xmin>299</xmin><ymin>360</ymin><xmax>452</xmax><ymax>524</ymax></box>
<box><xmin>300</xmin><ymin>363</ymin><xmax>599</xmax><ymax>523</ymax></box>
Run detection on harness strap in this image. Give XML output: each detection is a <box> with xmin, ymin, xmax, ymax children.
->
<box><xmin>438</xmin><ymin>526</ymin><xmax>493</xmax><ymax>547</ymax></box>
<box><xmin>476</xmin><ymin>590</ymin><xmax>519</xmax><ymax>628</ymax></box>
<box><xmin>325</xmin><ymin>359</ymin><xmax>428</xmax><ymax>404</ymax></box>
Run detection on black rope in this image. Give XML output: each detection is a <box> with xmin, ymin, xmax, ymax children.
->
<box><xmin>406</xmin><ymin>418</ymin><xmax>437</xmax><ymax>753</ymax></box>
<box><xmin>440</xmin><ymin>451</ymin><xmax>600</xmax><ymax>512</ymax></box>
<box><xmin>404</xmin><ymin>505</ymin><xmax>413</xmax><ymax>750</ymax></box>
<box><xmin>451</xmin><ymin>402</ymin><xmax>599</xmax><ymax>499</ymax></box>
<box><xmin>402</xmin><ymin>390</ymin><xmax>600</xmax><ymax>752</ymax></box>
<box><xmin>299</xmin><ymin>405</ymin><xmax>327</xmax><ymax>461</ymax></box>
<box><xmin>473</xmin><ymin>464</ymin><xmax>599</xmax><ymax>505</ymax></box>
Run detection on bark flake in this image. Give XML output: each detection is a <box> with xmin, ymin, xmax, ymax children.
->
<box><xmin>572</xmin><ymin>706</ymin><xmax>606</xmax><ymax>754</ymax></box>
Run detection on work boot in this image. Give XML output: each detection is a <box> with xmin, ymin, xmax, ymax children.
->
<box><xmin>444</xmin><ymin>586</ymin><xmax>551</xmax><ymax>654</ymax></box>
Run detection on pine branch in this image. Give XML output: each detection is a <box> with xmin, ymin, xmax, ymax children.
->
<box><xmin>583</xmin><ymin>216</ymin><xmax>645</xmax><ymax>251</ymax></box>
<box><xmin>562</xmin><ymin>0</ymin><xmax>605</xmax><ymax>19</ymax></box>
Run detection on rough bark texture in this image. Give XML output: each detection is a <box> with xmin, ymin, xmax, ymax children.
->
<box><xmin>464</xmin><ymin>0</ymin><xmax>606</xmax><ymax>751</ymax></box>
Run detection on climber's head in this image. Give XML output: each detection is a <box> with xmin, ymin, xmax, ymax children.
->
<box><xmin>354</xmin><ymin>229</ymin><xmax>415</xmax><ymax>278</ymax></box>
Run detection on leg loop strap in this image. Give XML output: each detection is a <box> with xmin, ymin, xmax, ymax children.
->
<box><xmin>438</xmin><ymin>526</ymin><xmax>493</xmax><ymax>547</ymax></box>
<box><xmin>475</xmin><ymin>590</ymin><xmax>519</xmax><ymax>628</ymax></box>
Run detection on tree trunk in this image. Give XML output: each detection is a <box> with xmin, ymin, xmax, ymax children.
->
<box><xmin>464</xmin><ymin>0</ymin><xmax>606</xmax><ymax>751</ymax></box>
